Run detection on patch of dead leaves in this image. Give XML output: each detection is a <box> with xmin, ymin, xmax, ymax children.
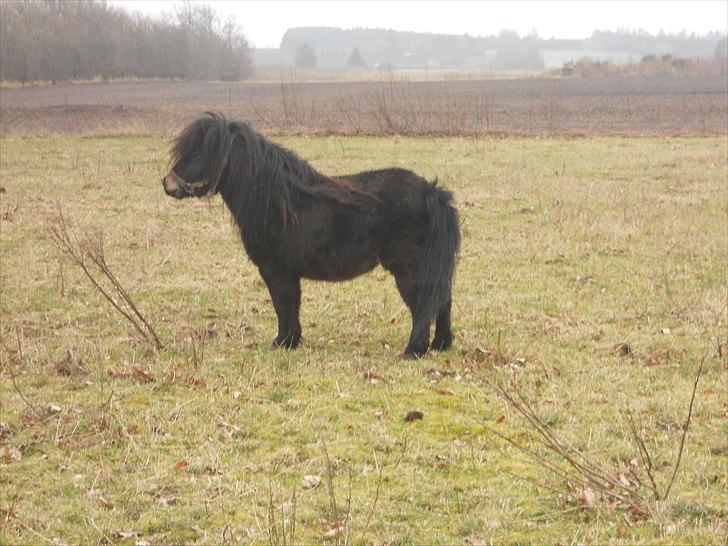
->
<box><xmin>301</xmin><ymin>474</ymin><xmax>321</xmax><ymax>489</ymax></box>
<box><xmin>107</xmin><ymin>367</ymin><xmax>155</xmax><ymax>383</ymax></box>
<box><xmin>0</xmin><ymin>446</ymin><xmax>22</xmax><ymax>464</ymax></box>
<box><xmin>425</xmin><ymin>368</ymin><xmax>458</xmax><ymax>383</ymax></box>
<box><xmin>575</xmin><ymin>487</ymin><xmax>598</xmax><ymax>509</ymax></box>
<box><xmin>358</xmin><ymin>367</ymin><xmax>389</xmax><ymax>385</ymax></box>
<box><xmin>643</xmin><ymin>345</ymin><xmax>685</xmax><ymax>367</ymax></box>
<box><xmin>54</xmin><ymin>348</ymin><xmax>87</xmax><ymax>376</ymax></box>
<box><xmin>173</xmin><ymin>459</ymin><xmax>189</xmax><ymax>471</ymax></box>
<box><xmin>323</xmin><ymin>522</ymin><xmax>344</xmax><ymax>540</ymax></box>
<box><xmin>186</xmin><ymin>376</ymin><xmax>206</xmax><ymax>389</ymax></box>
<box><xmin>434</xmin><ymin>454</ymin><xmax>449</xmax><ymax>469</ymax></box>
<box><xmin>86</xmin><ymin>488</ymin><xmax>113</xmax><ymax>509</ymax></box>
<box><xmin>0</xmin><ymin>421</ymin><xmax>12</xmax><ymax>440</ymax></box>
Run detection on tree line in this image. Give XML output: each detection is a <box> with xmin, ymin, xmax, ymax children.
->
<box><xmin>0</xmin><ymin>0</ymin><xmax>253</xmax><ymax>83</ymax></box>
<box><xmin>279</xmin><ymin>26</ymin><xmax>726</xmax><ymax>70</ymax></box>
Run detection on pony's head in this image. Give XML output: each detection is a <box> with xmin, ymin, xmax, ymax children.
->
<box><xmin>162</xmin><ymin>112</ymin><xmax>234</xmax><ymax>199</ymax></box>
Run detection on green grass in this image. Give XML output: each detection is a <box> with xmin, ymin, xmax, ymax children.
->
<box><xmin>1</xmin><ymin>135</ymin><xmax>726</xmax><ymax>544</ymax></box>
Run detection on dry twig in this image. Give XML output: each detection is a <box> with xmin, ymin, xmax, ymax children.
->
<box><xmin>265</xmin><ymin>478</ymin><xmax>297</xmax><ymax>546</ymax></box>
<box><xmin>481</xmin><ymin>356</ymin><xmax>704</xmax><ymax>511</ymax></box>
<box><xmin>46</xmin><ymin>207</ymin><xmax>162</xmax><ymax>350</ymax></box>
<box><xmin>7</xmin><ymin>327</ymin><xmax>42</xmax><ymax>417</ymax></box>
<box><xmin>663</xmin><ymin>353</ymin><xmax>705</xmax><ymax>499</ymax></box>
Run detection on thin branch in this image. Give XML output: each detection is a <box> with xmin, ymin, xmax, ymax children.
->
<box><xmin>486</xmin><ymin>378</ymin><xmax>636</xmax><ymax>499</ymax></box>
<box><xmin>480</xmin><ymin>420</ymin><xmax>585</xmax><ymax>486</ymax></box>
<box><xmin>289</xmin><ymin>486</ymin><xmax>296</xmax><ymax>545</ymax></box>
<box><xmin>393</xmin><ymin>437</ymin><xmax>408</xmax><ymax>470</ymax></box>
<box><xmin>480</xmin><ymin>377</ymin><xmax>642</xmax><ymax>507</ymax></box>
<box><xmin>627</xmin><ymin>410</ymin><xmax>660</xmax><ymax>500</ymax></box>
<box><xmin>510</xmin><ymin>382</ymin><xmax>629</xmax><ymax>493</ymax></box>
<box><xmin>86</xmin><ymin>240</ymin><xmax>162</xmax><ymax>349</ymax></box>
<box><xmin>502</xmin><ymin>468</ymin><xmax>577</xmax><ymax>501</ymax></box>
<box><xmin>8</xmin><ymin>327</ymin><xmax>42</xmax><ymax>416</ymax></box>
<box><xmin>321</xmin><ymin>440</ymin><xmax>340</xmax><ymax>529</ymax></box>
<box><xmin>1</xmin><ymin>486</ymin><xmax>20</xmax><ymax>530</ymax></box>
<box><xmin>480</xmin><ymin>345</ymin><xmax>708</xmax><ymax>511</ymax></box>
<box><xmin>663</xmin><ymin>353</ymin><xmax>705</xmax><ymax>499</ymax></box>
<box><xmin>46</xmin><ymin>208</ymin><xmax>162</xmax><ymax>350</ymax></box>
<box><xmin>361</xmin><ymin>453</ymin><xmax>385</xmax><ymax>536</ymax></box>
<box><xmin>267</xmin><ymin>482</ymin><xmax>279</xmax><ymax>546</ymax></box>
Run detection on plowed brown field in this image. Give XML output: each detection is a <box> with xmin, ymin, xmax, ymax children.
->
<box><xmin>1</xmin><ymin>75</ymin><xmax>726</xmax><ymax>136</ymax></box>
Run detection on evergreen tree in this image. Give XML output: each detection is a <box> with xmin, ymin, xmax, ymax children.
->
<box><xmin>347</xmin><ymin>46</ymin><xmax>366</xmax><ymax>67</ymax></box>
<box><xmin>715</xmin><ymin>37</ymin><xmax>728</xmax><ymax>59</ymax></box>
<box><xmin>294</xmin><ymin>43</ymin><xmax>317</xmax><ymax>68</ymax></box>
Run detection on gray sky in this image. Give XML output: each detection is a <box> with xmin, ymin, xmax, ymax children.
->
<box><xmin>112</xmin><ymin>1</ymin><xmax>728</xmax><ymax>48</ymax></box>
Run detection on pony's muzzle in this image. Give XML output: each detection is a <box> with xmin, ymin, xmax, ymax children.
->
<box><xmin>162</xmin><ymin>174</ymin><xmax>185</xmax><ymax>199</ymax></box>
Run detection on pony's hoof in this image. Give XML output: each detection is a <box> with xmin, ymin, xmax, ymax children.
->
<box><xmin>430</xmin><ymin>335</ymin><xmax>453</xmax><ymax>351</ymax></box>
<box><xmin>271</xmin><ymin>336</ymin><xmax>301</xmax><ymax>350</ymax></box>
<box><xmin>401</xmin><ymin>347</ymin><xmax>428</xmax><ymax>360</ymax></box>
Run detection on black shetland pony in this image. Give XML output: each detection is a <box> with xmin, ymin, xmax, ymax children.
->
<box><xmin>162</xmin><ymin>112</ymin><xmax>460</xmax><ymax>357</ymax></box>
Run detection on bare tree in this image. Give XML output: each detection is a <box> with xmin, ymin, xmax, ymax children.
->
<box><xmin>0</xmin><ymin>0</ymin><xmax>253</xmax><ymax>83</ymax></box>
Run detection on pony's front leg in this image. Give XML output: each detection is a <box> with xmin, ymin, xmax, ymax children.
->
<box><xmin>259</xmin><ymin>266</ymin><xmax>302</xmax><ymax>349</ymax></box>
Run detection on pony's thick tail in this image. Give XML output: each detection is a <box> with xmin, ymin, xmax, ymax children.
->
<box><xmin>416</xmin><ymin>182</ymin><xmax>460</xmax><ymax>322</ymax></box>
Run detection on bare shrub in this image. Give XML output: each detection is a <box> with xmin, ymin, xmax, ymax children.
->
<box><xmin>46</xmin><ymin>207</ymin><xmax>162</xmax><ymax>350</ymax></box>
<box><xmin>267</xmin><ymin>482</ymin><xmax>298</xmax><ymax>546</ymax></box>
<box><xmin>264</xmin><ymin>439</ymin><xmax>395</xmax><ymax>545</ymax></box>
<box><xmin>280</xmin><ymin>75</ymin><xmax>303</xmax><ymax>131</ymax></box>
<box><xmin>559</xmin><ymin>56</ymin><xmax>727</xmax><ymax>78</ymax></box>
<box><xmin>0</xmin><ymin>1</ymin><xmax>253</xmax><ymax>83</ymax></box>
<box><xmin>480</xmin><ymin>354</ymin><xmax>704</xmax><ymax>513</ymax></box>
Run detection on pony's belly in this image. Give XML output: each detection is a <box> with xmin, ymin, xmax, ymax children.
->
<box><xmin>301</xmin><ymin>247</ymin><xmax>378</xmax><ymax>281</ymax></box>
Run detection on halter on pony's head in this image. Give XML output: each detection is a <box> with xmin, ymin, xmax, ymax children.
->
<box><xmin>162</xmin><ymin>112</ymin><xmax>235</xmax><ymax>199</ymax></box>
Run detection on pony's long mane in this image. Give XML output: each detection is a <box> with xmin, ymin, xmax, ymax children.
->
<box><xmin>170</xmin><ymin>114</ymin><xmax>233</xmax><ymax>191</ymax></box>
<box><xmin>174</xmin><ymin>112</ymin><xmax>372</xmax><ymax>241</ymax></box>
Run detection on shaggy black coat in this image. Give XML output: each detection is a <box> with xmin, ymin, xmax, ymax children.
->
<box><xmin>163</xmin><ymin>112</ymin><xmax>460</xmax><ymax>357</ymax></box>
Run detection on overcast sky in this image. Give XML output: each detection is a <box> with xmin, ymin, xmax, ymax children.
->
<box><xmin>112</xmin><ymin>1</ymin><xmax>728</xmax><ymax>48</ymax></box>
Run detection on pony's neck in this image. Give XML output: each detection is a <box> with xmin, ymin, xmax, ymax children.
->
<box><xmin>216</xmin><ymin>134</ymin><xmax>287</xmax><ymax>244</ymax></box>
<box><xmin>217</xmin><ymin>167</ymin><xmax>251</xmax><ymax>220</ymax></box>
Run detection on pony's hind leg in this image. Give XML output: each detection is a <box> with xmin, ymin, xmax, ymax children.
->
<box><xmin>259</xmin><ymin>266</ymin><xmax>302</xmax><ymax>349</ymax></box>
<box><xmin>394</xmin><ymin>271</ymin><xmax>432</xmax><ymax>358</ymax></box>
<box><xmin>430</xmin><ymin>298</ymin><xmax>453</xmax><ymax>351</ymax></box>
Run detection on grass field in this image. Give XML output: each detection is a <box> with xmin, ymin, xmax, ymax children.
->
<box><xmin>1</xmin><ymin>134</ymin><xmax>726</xmax><ymax>544</ymax></box>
